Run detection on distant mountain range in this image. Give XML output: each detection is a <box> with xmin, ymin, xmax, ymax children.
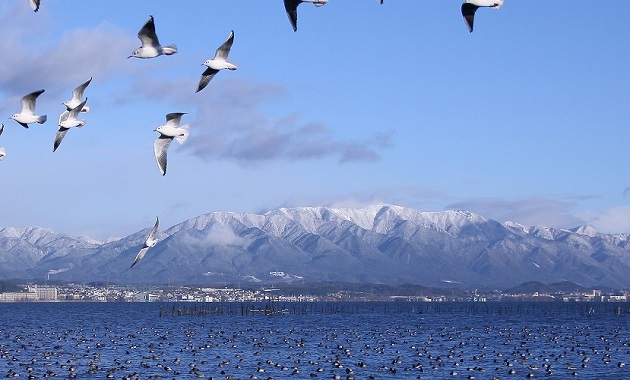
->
<box><xmin>1</xmin><ymin>204</ymin><xmax>629</xmax><ymax>288</ymax></box>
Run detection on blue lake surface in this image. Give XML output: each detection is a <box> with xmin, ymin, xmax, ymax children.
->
<box><xmin>0</xmin><ymin>302</ymin><xmax>629</xmax><ymax>379</ymax></box>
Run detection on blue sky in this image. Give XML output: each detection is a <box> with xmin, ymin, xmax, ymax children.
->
<box><xmin>0</xmin><ymin>1</ymin><xmax>628</xmax><ymax>240</ymax></box>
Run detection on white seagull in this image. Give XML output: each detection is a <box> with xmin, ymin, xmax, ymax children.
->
<box><xmin>284</xmin><ymin>0</ymin><xmax>329</xmax><ymax>32</ymax></box>
<box><xmin>54</xmin><ymin>98</ymin><xmax>88</xmax><ymax>152</ymax></box>
<box><xmin>28</xmin><ymin>0</ymin><xmax>40</xmax><ymax>12</ymax></box>
<box><xmin>196</xmin><ymin>30</ymin><xmax>237</xmax><ymax>93</ymax></box>
<box><xmin>128</xmin><ymin>217</ymin><xmax>160</xmax><ymax>271</ymax></box>
<box><xmin>461</xmin><ymin>0</ymin><xmax>504</xmax><ymax>33</ymax></box>
<box><xmin>10</xmin><ymin>89</ymin><xmax>47</xmax><ymax>128</ymax></box>
<box><xmin>153</xmin><ymin>113</ymin><xmax>190</xmax><ymax>176</ymax></box>
<box><xmin>63</xmin><ymin>77</ymin><xmax>91</xmax><ymax>112</ymax></box>
<box><xmin>0</xmin><ymin>124</ymin><xmax>5</xmax><ymax>160</ymax></box>
<box><xmin>129</xmin><ymin>15</ymin><xmax>177</xmax><ymax>59</ymax></box>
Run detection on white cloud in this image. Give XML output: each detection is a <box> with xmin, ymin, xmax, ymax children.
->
<box><xmin>118</xmin><ymin>76</ymin><xmax>391</xmax><ymax>165</ymax></box>
<box><xmin>581</xmin><ymin>206</ymin><xmax>630</xmax><ymax>234</ymax></box>
<box><xmin>447</xmin><ymin>197</ymin><xmax>587</xmax><ymax>229</ymax></box>
<box><xmin>184</xmin><ymin>224</ymin><xmax>246</xmax><ymax>248</ymax></box>
<box><xmin>0</xmin><ymin>15</ymin><xmax>134</xmax><ymax>93</ymax></box>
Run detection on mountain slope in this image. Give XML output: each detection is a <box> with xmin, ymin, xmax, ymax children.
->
<box><xmin>1</xmin><ymin>205</ymin><xmax>629</xmax><ymax>288</ymax></box>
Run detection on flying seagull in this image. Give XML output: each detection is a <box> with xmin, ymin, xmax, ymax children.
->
<box><xmin>461</xmin><ymin>0</ymin><xmax>504</xmax><ymax>33</ymax></box>
<box><xmin>129</xmin><ymin>15</ymin><xmax>177</xmax><ymax>59</ymax></box>
<box><xmin>63</xmin><ymin>77</ymin><xmax>92</xmax><ymax>112</ymax></box>
<box><xmin>196</xmin><ymin>30</ymin><xmax>237</xmax><ymax>93</ymax></box>
<box><xmin>28</xmin><ymin>0</ymin><xmax>40</xmax><ymax>12</ymax></box>
<box><xmin>284</xmin><ymin>0</ymin><xmax>329</xmax><ymax>32</ymax></box>
<box><xmin>0</xmin><ymin>124</ymin><xmax>5</xmax><ymax>160</ymax></box>
<box><xmin>10</xmin><ymin>89</ymin><xmax>47</xmax><ymax>128</ymax></box>
<box><xmin>153</xmin><ymin>112</ymin><xmax>190</xmax><ymax>176</ymax></box>
<box><xmin>54</xmin><ymin>98</ymin><xmax>88</xmax><ymax>152</ymax></box>
<box><xmin>128</xmin><ymin>217</ymin><xmax>160</xmax><ymax>270</ymax></box>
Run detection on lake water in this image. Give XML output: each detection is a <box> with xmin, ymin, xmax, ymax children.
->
<box><xmin>0</xmin><ymin>302</ymin><xmax>629</xmax><ymax>379</ymax></box>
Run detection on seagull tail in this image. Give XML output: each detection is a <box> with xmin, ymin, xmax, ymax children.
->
<box><xmin>38</xmin><ymin>115</ymin><xmax>47</xmax><ymax>124</ymax></box>
<box><xmin>493</xmin><ymin>0</ymin><xmax>504</xmax><ymax>9</ymax></box>
<box><xmin>174</xmin><ymin>124</ymin><xmax>190</xmax><ymax>145</ymax></box>
<box><xmin>163</xmin><ymin>44</ymin><xmax>178</xmax><ymax>55</ymax></box>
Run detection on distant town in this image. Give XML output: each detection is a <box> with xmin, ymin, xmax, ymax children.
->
<box><xmin>0</xmin><ymin>281</ymin><xmax>628</xmax><ymax>303</ymax></box>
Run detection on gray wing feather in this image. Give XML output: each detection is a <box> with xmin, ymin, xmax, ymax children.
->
<box><xmin>154</xmin><ymin>136</ymin><xmax>173</xmax><ymax>176</ymax></box>
<box><xmin>29</xmin><ymin>0</ymin><xmax>40</xmax><ymax>12</ymax></box>
<box><xmin>196</xmin><ymin>67</ymin><xmax>219</xmax><ymax>93</ymax></box>
<box><xmin>165</xmin><ymin>112</ymin><xmax>186</xmax><ymax>126</ymax></box>
<box><xmin>215</xmin><ymin>31</ymin><xmax>234</xmax><ymax>60</ymax></box>
<box><xmin>138</xmin><ymin>15</ymin><xmax>160</xmax><ymax>47</ymax></box>
<box><xmin>147</xmin><ymin>217</ymin><xmax>160</xmax><ymax>240</ymax></box>
<box><xmin>72</xmin><ymin>77</ymin><xmax>92</xmax><ymax>102</ymax></box>
<box><xmin>53</xmin><ymin>128</ymin><xmax>69</xmax><ymax>152</ymax></box>
<box><xmin>21</xmin><ymin>89</ymin><xmax>45</xmax><ymax>114</ymax></box>
<box><xmin>128</xmin><ymin>247</ymin><xmax>149</xmax><ymax>270</ymax></box>
<box><xmin>68</xmin><ymin>98</ymin><xmax>88</xmax><ymax>119</ymax></box>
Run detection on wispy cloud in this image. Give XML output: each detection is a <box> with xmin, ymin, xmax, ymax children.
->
<box><xmin>188</xmin><ymin>79</ymin><xmax>391</xmax><ymax>164</ymax></box>
<box><xmin>0</xmin><ymin>13</ymin><xmax>133</xmax><ymax>93</ymax></box>
<box><xmin>121</xmin><ymin>76</ymin><xmax>391</xmax><ymax>165</ymax></box>
<box><xmin>446</xmin><ymin>197</ymin><xmax>587</xmax><ymax>229</ymax></box>
<box><xmin>580</xmin><ymin>206</ymin><xmax>630</xmax><ymax>235</ymax></box>
<box><xmin>183</xmin><ymin>224</ymin><xmax>246</xmax><ymax>248</ymax></box>
<box><xmin>0</xmin><ymin>7</ymin><xmax>135</xmax><ymax>114</ymax></box>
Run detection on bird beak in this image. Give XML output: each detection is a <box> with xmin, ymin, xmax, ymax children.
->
<box><xmin>127</xmin><ymin>56</ymin><xmax>132</xmax><ymax>59</ymax></box>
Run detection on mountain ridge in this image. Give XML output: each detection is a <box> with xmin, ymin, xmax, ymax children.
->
<box><xmin>1</xmin><ymin>204</ymin><xmax>629</xmax><ymax>288</ymax></box>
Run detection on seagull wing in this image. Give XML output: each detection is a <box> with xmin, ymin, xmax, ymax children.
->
<box><xmin>138</xmin><ymin>15</ymin><xmax>160</xmax><ymax>47</ymax></box>
<box><xmin>284</xmin><ymin>0</ymin><xmax>301</xmax><ymax>32</ymax></box>
<box><xmin>67</xmin><ymin>98</ymin><xmax>88</xmax><ymax>120</ymax></box>
<box><xmin>154</xmin><ymin>136</ymin><xmax>173</xmax><ymax>176</ymax></box>
<box><xmin>146</xmin><ymin>217</ymin><xmax>160</xmax><ymax>242</ymax></box>
<box><xmin>461</xmin><ymin>3</ymin><xmax>478</xmax><ymax>33</ymax></box>
<box><xmin>196</xmin><ymin>67</ymin><xmax>220</xmax><ymax>93</ymax></box>
<box><xmin>71</xmin><ymin>77</ymin><xmax>92</xmax><ymax>103</ymax></box>
<box><xmin>0</xmin><ymin>124</ymin><xmax>4</xmax><ymax>137</ymax></box>
<box><xmin>214</xmin><ymin>30</ymin><xmax>235</xmax><ymax>60</ymax></box>
<box><xmin>53</xmin><ymin>128</ymin><xmax>69</xmax><ymax>152</ymax></box>
<box><xmin>58</xmin><ymin>110</ymin><xmax>70</xmax><ymax>125</ymax></box>
<box><xmin>21</xmin><ymin>89</ymin><xmax>44</xmax><ymax>114</ymax></box>
<box><xmin>128</xmin><ymin>247</ymin><xmax>150</xmax><ymax>270</ymax></box>
<box><xmin>165</xmin><ymin>112</ymin><xmax>186</xmax><ymax>127</ymax></box>
<box><xmin>29</xmin><ymin>0</ymin><xmax>40</xmax><ymax>12</ymax></box>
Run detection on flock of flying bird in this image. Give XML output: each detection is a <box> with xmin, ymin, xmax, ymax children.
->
<box><xmin>4</xmin><ymin>0</ymin><xmax>505</xmax><ymax>271</ymax></box>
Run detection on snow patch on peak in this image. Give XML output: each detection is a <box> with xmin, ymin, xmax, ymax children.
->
<box><xmin>571</xmin><ymin>225</ymin><xmax>598</xmax><ymax>238</ymax></box>
<box><xmin>504</xmin><ymin>221</ymin><xmax>527</xmax><ymax>232</ymax></box>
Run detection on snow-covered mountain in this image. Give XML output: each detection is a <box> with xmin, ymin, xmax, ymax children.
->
<box><xmin>1</xmin><ymin>205</ymin><xmax>629</xmax><ymax>288</ymax></box>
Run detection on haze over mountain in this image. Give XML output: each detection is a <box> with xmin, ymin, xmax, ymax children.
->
<box><xmin>1</xmin><ymin>205</ymin><xmax>629</xmax><ymax>288</ymax></box>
